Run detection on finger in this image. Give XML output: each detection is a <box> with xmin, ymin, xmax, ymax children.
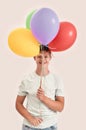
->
<box><xmin>36</xmin><ymin>93</ymin><xmax>41</xmax><ymax>98</ymax></box>
<box><xmin>39</xmin><ymin>88</ymin><xmax>44</xmax><ymax>91</ymax></box>
<box><xmin>39</xmin><ymin>86</ymin><xmax>42</xmax><ymax>88</ymax></box>
<box><xmin>33</xmin><ymin>120</ymin><xmax>39</xmax><ymax>126</ymax></box>
<box><xmin>37</xmin><ymin>91</ymin><xmax>43</xmax><ymax>95</ymax></box>
<box><xmin>37</xmin><ymin>89</ymin><xmax>44</xmax><ymax>94</ymax></box>
<box><xmin>34</xmin><ymin>118</ymin><xmax>43</xmax><ymax>126</ymax></box>
<box><xmin>37</xmin><ymin>118</ymin><xmax>43</xmax><ymax>123</ymax></box>
<box><xmin>37</xmin><ymin>91</ymin><xmax>42</xmax><ymax>95</ymax></box>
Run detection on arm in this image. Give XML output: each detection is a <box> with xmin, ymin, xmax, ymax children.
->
<box><xmin>37</xmin><ymin>88</ymin><xmax>64</xmax><ymax>112</ymax></box>
<box><xmin>43</xmin><ymin>96</ymin><xmax>64</xmax><ymax>112</ymax></box>
<box><xmin>15</xmin><ymin>95</ymin><xmax>43</xmax><ymax>126</ymax></box>
<box><xmin>15</xmin><ymin>95</ymin><xmax>31</xmax><ymax>120</ymax></box>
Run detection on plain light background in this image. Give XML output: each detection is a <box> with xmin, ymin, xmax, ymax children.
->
<box><xmin>0</xmin><ymin>0</ymin><xmax>86</xmax><ymax>130</ymax></box>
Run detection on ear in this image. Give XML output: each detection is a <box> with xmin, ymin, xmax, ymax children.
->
<box><xmin>33</xmin><ymin>56</ymin><xmax>36</xmax><ymax>60</ymax></box>
<box><xmin>49</xmin><ymin>55</ymin><xmax>52</xmax><ymax>60</ymax></box>
<box><xmin>49</xmin><ymin>57</ymin><xmax>51</xmax><ymax>61</ymax></box>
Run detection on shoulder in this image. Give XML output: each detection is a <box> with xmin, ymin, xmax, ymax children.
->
<box><xmin>23</xmin><ymin>71</ymin><xmax>36</xmax><ymax>81</ymax></box>
<box><xmin>19</xmin><ymin>72</ymin><xmax>36</xmax><ymax>88</ymax></box>
<box><xmin>50</xmin><ymin>72</ymin><xmax>64</xmax><ymax>88</ymax></box>
<box><xmin>50</xmin><ymin>72</ymin><xmax>62</xmax><ymax>81</ymax></box>
<box><xmin>19</xmin><ymin>72</ymin><xmax>35</xmax><ymax>86</ymax></box>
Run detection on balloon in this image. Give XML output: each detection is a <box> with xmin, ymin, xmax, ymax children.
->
<box><xmin>30</xmin><ymin>8</ymin><xmax>60</xmax><ymax>45</ymax></box>
<box><xmin>8</xmin><ymin>28</ymin><xmax>40</xmax><ymax>57</ymax></box>
<box><xmin>26</xmin><ymin>10</ymin><xmax>36</xmax><ymax>29</ymax></box>
<box><xmin>48</xmin><ymin>22</ymin><xmax>77</xmax><ymax>51</ymax></box>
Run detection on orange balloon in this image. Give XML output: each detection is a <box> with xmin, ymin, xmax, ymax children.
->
<box><xmin>48</xmin><ymin>22</ymin><xmax>77</xmax><ymax>51</ymax></box>
<box><xmin>8</xmin><ymin>28</ymin><xmax>40</xmax><ymax>57</ymax></box>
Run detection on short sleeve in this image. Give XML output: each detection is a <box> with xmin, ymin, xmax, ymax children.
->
<box><xmin>18</xmin><ymin>80</ymin><xmax>28</xmax><ymax>96</ymax></box>
<box><xmin>55</xmin><ymin>77</ymin><xmax>64</xmax><ymax>97</ymax></box>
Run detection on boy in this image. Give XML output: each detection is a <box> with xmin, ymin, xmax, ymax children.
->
<box><xmin>15</xmin><ymin>45</ymin><xmax>64</xmax><ymax>130</ymax></box>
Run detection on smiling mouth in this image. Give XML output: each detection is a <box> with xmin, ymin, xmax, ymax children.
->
<box><xmin>39</xmin><ymin>62</ymin><xmax>47</xmax><ymax>64</ymax></box>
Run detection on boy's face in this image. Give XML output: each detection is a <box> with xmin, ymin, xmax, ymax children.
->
<box><xmin>34</xmin><ymin>51</ymin><xmax>51</xmax><ymax>67</ymax></box>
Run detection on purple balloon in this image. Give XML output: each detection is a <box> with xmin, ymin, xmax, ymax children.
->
<box><xmin>30</xmin><ymin>8</ymin><xmax>60</xmax><ymax>45</ymax></box>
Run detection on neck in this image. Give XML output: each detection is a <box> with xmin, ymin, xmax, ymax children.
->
<box><xmin>35</xmin><ymin>67</ymin><xmax>49</xmax><ymax>76</ymax></box>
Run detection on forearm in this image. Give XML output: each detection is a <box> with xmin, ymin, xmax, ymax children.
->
<box><xmin>42</xmin><ymin>96</ymin><xmax>64</xmax><ymax>112</ymax></box>
<box><xmin>16</xmin><ymin>102</ymin><xmax>32</xmax><ymax>121</ymax></box>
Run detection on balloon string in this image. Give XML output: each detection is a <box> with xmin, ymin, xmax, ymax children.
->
<box><xmin>40</xmin><ymin>44</ymin><xmax>56</xmax><ymax>51</ymax></box>
<box><xmin>48</xmin><ymin>46</ymin><xmax>56</xmax><ymax>51</ymax></box>
<box><xmin>40</xmin><ymin>45</ymin><xmax>44</xmax><ymax>88</ymax></box>
<box><xmin>39</xmin><ymin>44</ymin><xmax>56</xmax><ymax>87</ymax></box>
<box><xmin>39</xmin><ymin>45</ymin><xmax>45</xmax><ymax>118</ymax></box>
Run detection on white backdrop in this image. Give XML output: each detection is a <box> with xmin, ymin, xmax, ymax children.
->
<box><xmin>0</xmin><ymin>0</ymin><xmax>86</xmax><ymax>130</ymax></box>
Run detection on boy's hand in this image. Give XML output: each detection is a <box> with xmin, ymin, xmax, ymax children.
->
<box><xmin>37</xmin><ymin>87</ymin><xmax>45</xmax><ymax>101</ymax></box>
<box><xmin>28</xmin><ymin>115</ymin><xmax>43</xmax><ymax>126</ymax></box>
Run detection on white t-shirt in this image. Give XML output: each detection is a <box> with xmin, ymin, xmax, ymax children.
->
<box><xmin>18</xmin><ymin>72</ymin><xmax>64</xmax><ymax>129</ymax></box>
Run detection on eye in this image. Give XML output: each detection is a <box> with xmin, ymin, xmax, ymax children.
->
<box><xmin>37</xmin><ymin>56</ymin><xmax>42</xmax><ymax>59</ymax></box>
<box><xmin>45</xmin><ymin>56</ymin><xmax>48</xmax><ymax>58</ymax></box>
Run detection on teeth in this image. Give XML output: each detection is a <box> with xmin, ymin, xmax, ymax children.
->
<box><xmin>39</xmin><ymin>62</ymin><xmax>46</xmax><ymax>64</ymax></box>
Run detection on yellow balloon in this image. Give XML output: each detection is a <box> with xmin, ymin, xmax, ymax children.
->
<box><xmin>8</xmin><ymin>28</ymin><xmax>40</xmax><ymax>57</ymax></box>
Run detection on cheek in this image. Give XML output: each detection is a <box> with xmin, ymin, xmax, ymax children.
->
<box><xmin>47</xmin><ymin>58</ymin><xmax>51</xmax><ymax>62</ymax></box>
<box><xmin>45</xmin><ymin>60</ymin><xmax>50</xmax><ymax>64</ymax></box>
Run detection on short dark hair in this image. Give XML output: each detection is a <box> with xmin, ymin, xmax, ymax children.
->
<box><xmin>40</xmin><ymin>45</ymin><xmax>51</xmax><ymax>56</ymax></box>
